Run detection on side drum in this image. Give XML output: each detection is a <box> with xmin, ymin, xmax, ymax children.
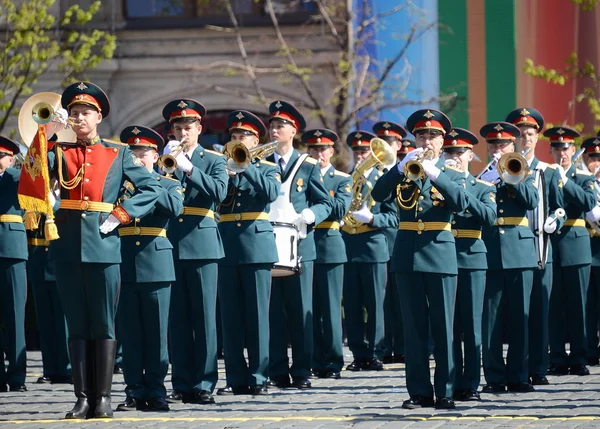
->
<box><xmin>272</xmin><ymin>222</ymin><xmax>301</xmax><ymax>277</ymax></box>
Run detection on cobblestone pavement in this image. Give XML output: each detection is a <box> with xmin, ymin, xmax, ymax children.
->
<box><xmin>2</xmin><ymin>350</ymin><xmax>600</xmax><ymax>428</ymax></box>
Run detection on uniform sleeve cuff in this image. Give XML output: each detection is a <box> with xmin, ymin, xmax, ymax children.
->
<box><xmin>111</xmin><ymin>206</ymin><xmax>131</xmax><ymax>225</ymax></box>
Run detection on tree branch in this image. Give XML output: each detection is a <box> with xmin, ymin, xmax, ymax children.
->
<box><xmin>314</xmin><ymin>0</ymin><xmax>345</xmax><ymax>48</ymax></box>
<box><xmin>183</xmin><ymin>60</ymin><xmax>284</xmax><ymax>74</ymax></box>
<box><xmin>265</xmin><ymin>0</ymin><xmax>328</xmax><ymax>128</ymax></box>
<box><xmin>224</xmin><ymin>0</ymin><xmax>270</xmax><ymax>110</ymax></box>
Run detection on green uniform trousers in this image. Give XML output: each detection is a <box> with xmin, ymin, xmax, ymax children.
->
<box><xmin>169</xmin><ymin>259</ymin><xmax>218</xmax><ymax>394</ymax></box>
<box><xmin>529</xmin><ymin>263</ymin><xmax>552</xmax><ymax>376</ymax></box>
<box><xmin>383</xmin><ymin>263</ymin><xmax>404</xmax><ymax>359</ymax></box>
<box><xmin>343</xmin><ymin>262</ymin><xmax>386</xmax><ymax>360</ymax></box>
<box><xmin>397</xmin><ymin>271</ymin><xmax>456</xmax><ymax>399</ymax></box>
<box><xmin>218</xmin><ymin>264</ymin><xmax>271</xmax><ymax>387</ymax></box>
<box><xmin>453</xmin><ymin>269</ymin><xmax>485</xmax><ymax>391</ymax></box>
<box><xmin>586</xmin><ymin>266</ymin><xmax>600</xmax><ymax>360</ymax></box>
<box><xmin>55</xmin><ymin>262</ymin><xmax>120</xmax><ymax>340</ymax></box>
<box><xmin>482</xmin><ymin>269</ymin><xmax>533</xmax><ymax>385</ymax></box>
<box><xmin>312</xmin><ymin>263</ymin><xmax>344</xmax><ymax>373</ymax></box>
<box><xmin>31</xmin><ymin>281</ymin><xmax>70</xmax><ymax>379</ymax></box>
<box><xmin>270</xmin><ymin>261</ymin><xmax>314</xmax><ymax>379</ymax></box>
<box><xmin>118</xmin><ymin>282</ymin><xmax>170</xmax><ymax>400</ymax></box>
<box><xmin>549</xmin><ymin>264</ymin><xmax>590</xmax><ymax>366</ymax></box>
<box><xmin>0</xmin><ymin>259</ymin><xmax>27</xmax><ymax>386</ymax></box>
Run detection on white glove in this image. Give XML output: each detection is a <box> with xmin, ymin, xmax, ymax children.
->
<box><xmin>99</xmin><ymin>214</ymin><xmax>121</xmax><ymax>234</ymax></box>
<box><xmin>163</xmin><ymin>140</ymin><xmax>180</xmax><ymax>156</ymax></box>
<box><xmin>55</xmin><ymin>107</ymin><xmax>68</xmax><ymax>124</ymax></box>
<box><xmin>422</xmin><ymin>158</ymin><xmax>441</xmax><ymax>181</ymax></box>
<box><xmin>543</xmin><ymin>216</ymin><xmax>558</xmax><ymax>234</ymax></box>
<box><xmin>293</xmin><ymin>215</ymin><xmax>308</xmax><ymax>239</ymax></box>
<box><xmin>351</xmin><ymin>202</ymin><xmax>374</xmax><ymax>224</ymax></box>
<box><xmin>397</xmin><ymin>147</ymin><xmax>424</xmax><ymax>174</ymax></box>
<box><xmin>586</xmin><ymin>205</ymin><xmax>600</xmax><ymax>223</ymax></box>
<box><xmin>300</xmin><ymin>208</ymin><xmax>316</xmax><ymax>225</ymax></box>
<box><xmin>175</xmin><ymin>151</ymin><xmax>193</xmax><ymax>173</ymax></box>
<box><xmin>558</xmin><ymin>165</ymin><xmax>569</xmax><ymax>185</ymax></box>
<box><xmin>480</xmin><ymin>166</ymin><xmax>500</xmax><ymax>183</ymax></box>
<box><xmin>48</xmin><ymin>191</ymin><xmax>56</xmax><ymax>208</ymax></box>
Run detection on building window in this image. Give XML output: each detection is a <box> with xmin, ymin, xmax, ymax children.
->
<box><xmin>125</xmin><ymin>0</ymin><xmax>317</xmax><ymax>20</ymax></box>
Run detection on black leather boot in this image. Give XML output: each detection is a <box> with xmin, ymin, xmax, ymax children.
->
<box><xmin>93</xmin><ymin>339</ymin><xmax>117</xmax><ymax>418</ymax></box>
<box><xmin>65</xmin><ymin>340</ymin><xmax>90</xmax><ymax>419</ymax></box>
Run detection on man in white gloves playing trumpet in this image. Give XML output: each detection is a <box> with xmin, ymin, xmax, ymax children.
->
<box><xmin>264</xmin><ymin>100</ymin><xmax>333</xmax><ymax>389</ymax></box>
<box><xmin>160</xmin><ymin>99</ymin><xmax>228</xmax><ymax>406</ymax></box>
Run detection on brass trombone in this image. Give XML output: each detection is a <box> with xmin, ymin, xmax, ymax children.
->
<box><xmin>222</xmin><ymin>140</ymin><xmax>278</xmax><ymax>173</ymax></box>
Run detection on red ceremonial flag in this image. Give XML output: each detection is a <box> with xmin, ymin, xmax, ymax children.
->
<box><xmin>17</xmin><ymin>125</ymin><xmax>59</xmax><ymax>240</ymax></box>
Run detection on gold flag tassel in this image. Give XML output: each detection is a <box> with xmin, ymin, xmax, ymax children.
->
<box><xmin>44</xmin><ymin>215</ymin><xmax>59</xmax><ymax>241</ymax></box>
<box><xmin>23</xmin><ymin>211</ymin><xmax>41</xmax><ymax>230</ymax></box>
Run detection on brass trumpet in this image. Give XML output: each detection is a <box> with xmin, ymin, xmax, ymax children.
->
<box><xmin>404</xmin><ymin>148</ymin><xmax>436</xmax><ymax>181</ymax></box>
<box><xmin>496</xmin><ymin>151</ymin><xmax>529</xmax><ymax>185</ymax></box>
<box><xmin>222</xmin><ymin>140</ymin><xmax>278</xmax><ymax>173</ymax></box>
<box><xmin>157</xmin><ymin>138</ymin><xmax>189</xmax><ymax>175</ymax></box>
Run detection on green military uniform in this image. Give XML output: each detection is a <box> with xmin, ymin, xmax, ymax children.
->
<box><xmin>162</xmin><ymin>99</ymin><xmax>228</xmax><ymax>401</ymax></box>
<box><xmin>588</xmin><ymin>134</ymin><xmax>600</xmax><ymax>365</ymax></box>
<box><xmin>371</xmin><ymin>109</ymin><xmax>468</xmax><ymax>408</ymax></box>
<box><xmin>26</xmin><ymin>216</ymin><xmax>70</xmax><ymax>384</ymax></box>
<box><xmin>302</xmin><ymin>129</ymin><xmax>352</xmax><ymax>378</ymax></box>
<box><xmin>547</xmin><ymin>129</ymin><xmax>596</xmax><ymax>374</ymax></box>
<box><xmin>372</xmin><ymin>122</ymin><xmax>409</xmax><ymax>364</ymax></box>
<box><xmin>342</xmin><ymin>131</ymin><xmax>398</xmax><ymax>370</ymax></box>
<box><xmin>478</xmin><ymin>122</ymin><xmax>539</xmax><ymax>392</ymax></box>
<box><xmin>217</xmin><ymin>111</ymin><xmax>280</xmax><ymax>394</ymax></box>
<box><xmin>439</xmin><ymin>129</ymin><xmax>497</xmax><ymax>401</ymax></box>
<box><xmin>265</xmin><ymin>101</ymin><xmax>333</xmax><ymax>388</ymax></box>
<box><xmin>0</xmin><ymin>138</ymin><xmax>28</xmax><ymax>392</ymax></box>
<box><xmin>267</xmin><ymin>150</ymin><xmax>333</xmax><ymax>385</ymax></box>
<box><xmin>588</xmin><ymin>225</ymin><xmax>600</xmax><ymax>364</ymax></box>
<box><xmin>505</xmin><ymin>107</ymin><xmax>563</xmax><ymax>383</ymax></box>
<box><xmin>528</xmin><ymin>157</ymin><xmax>562</xmax><ymax>381</ymax></box>
<box><xmin>116</xmin><ymin>126</ymin><xmax>183</xmax><ymax>410</ymax></box>
<box><xmin>49</xmin><ymin>82</ymin><xmax>161</xmax><ymax>419</ymax></box>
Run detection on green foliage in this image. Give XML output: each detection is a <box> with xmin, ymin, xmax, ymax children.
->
<box><xmin>524</xmin><ymin>53</ymin><xmax>600</xmax><ymax>129</ymax></box>
<box><xmin>571</xmin><ymin>0</ymin><xmax>599</xmax><ymax>11</ymax></box>
<box><xmin>0</xmin><ymin>0</ymin><xmax>116</xmax><ymax>134</ymax></box>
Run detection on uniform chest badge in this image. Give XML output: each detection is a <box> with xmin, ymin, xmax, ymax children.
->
<box><xmin>431</xmin><ymin>186</ymin><xmax>445</xmax><ymax>202</ymax></box>
<box><xmin>296</xmin><ymin>178</ymin><xmax>304</xmax><ymax>192</ymax></box>
<box><xmin>329</xmin><ymin>190</ymin><xmax>335</xmax><ymax>197</ymax></box>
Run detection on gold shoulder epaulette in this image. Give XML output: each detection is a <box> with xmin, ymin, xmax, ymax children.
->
<box><xmin>304</xmin><ymin>157</ymin><xmax>318</xmax><ymax>165</ymax></box>
<box><xmin>334</xmin><ymin>170</ymin><xmax>350</xmax><ymax>177</ymax></box>
<box><xmin>161</xmin><ymin>175</ymin><xmax>180</xmax><ymax>182</ymax></box>
<box><xmin>546</xmin><ymin>164</ymin><xmax>557</xmax><ymax>169</ymax></box>
<box><xmin>260</xmin><ymin>160</ymin><xmax>277</xmax><ymax>166</ymax></box>
<box><xmin>476</xmin><ymin>178</ymin><xmax>494</xmax><ymax>186</ymax></box>
<box><xmin>577</xmin><ymin>168</ymin><xmax>593</xmax><ymax>176</ymax></box>
<box><xmin>205</xmin><ymin>149</ymin><xmax>225</xmax><ymax>157</ymax></box>
<box><xmin>444</xmin><ymin>165</ymin><xmax>462</xmax><ymax>172</ymax></box>
<box><xmin>124</xmin><ymin>180</ymin><xmax>135</xmax><ymax>192</ymax></box>
<box><xmin>103</xmin><ymin>138</ymin><xmax>128</xmax><ymax>147</ymax></box>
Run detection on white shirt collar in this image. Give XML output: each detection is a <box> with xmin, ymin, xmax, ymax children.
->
<box><xmin>320</xmin><ymin>164</ymin><xmax>331</xmax><ymax>177</ymax></box>
<box><xmin>363</xmin><ymin>167</ymin><xmax>374</xmax><ymax>179</ymax></box>
<box><xmin>274</xmin><ymin>148</ymin><xmax>294</xmax><ymax>167</ymax></box>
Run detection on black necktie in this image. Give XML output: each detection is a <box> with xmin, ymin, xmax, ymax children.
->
<box><xmin>278</xmin><ymin>157</ymin><xmax>286</xmax><ymax>175</ymax></box>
